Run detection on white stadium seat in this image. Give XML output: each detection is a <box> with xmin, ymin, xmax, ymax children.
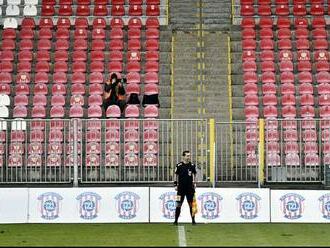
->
<box><xmin>23</xmin><ymin>5</ymin><xmax>37</xmax><ymax>16</ymax></box>
<box><xmin>6</xmin><ymin>5</ymin><xmax>20</xmax><ymax>16</ymax></box>
<box><xmin>0</xmin><ymin>95</ymin><xmax>11</xmax><ymax>106</ymax></box>
<box><xmin>3</xmin><ymin>17</ymin><xmax>18</xmax><ymax>29</ymax></box>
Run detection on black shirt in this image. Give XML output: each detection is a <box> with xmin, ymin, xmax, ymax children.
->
<box><xmin>175</xmin><ymin>162</ymin><xmax>197</xmax><ymax>193</ymax></box>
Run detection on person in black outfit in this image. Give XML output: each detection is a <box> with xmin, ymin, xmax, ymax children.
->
<box><xmin>173</xmin><ymin>150</ymin><xmax>197</xmax><ymax>225</ymax></box>
<box><xmin>103</xmin><ymin>73</ymin><xmax>126</xmax><ymax>114</ymax></box>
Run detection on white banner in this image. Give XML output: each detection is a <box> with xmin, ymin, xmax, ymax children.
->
<box><xmin>28</xmin><ymin>187</ymin><xmax>149</xmax><ymax>223</ymax></box>
<box><xmin>271</xmin><ymin>190</ymin><xmax>330</xmax><ymax>223</ymax></box>
<box><xmin>150</xmin><ymin>188</ymin><xmax>270</xmax><ymax>223</ymax></box>
<box><xmin>0</xmin><ymin>188</ymin><xmax>28</xmax><ymax>223</ymax></box>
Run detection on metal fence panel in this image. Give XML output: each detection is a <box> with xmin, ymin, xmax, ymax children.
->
<box><xmin>80</xmin><ymin>119</ymin><xmax>209</xmax><ymax>183</ymax></box>
<box><xmin>265</xmin><ymin>119</ymin><xmax>325</xmax><ymax>183</ymax></box>
<box><xmin>215</xmin><ymin>121</ymin><xmax>259</xmax><ymax>183</ymax></box>
<box><xmin>2</xmin><ymin>119</ymin><xmax>74</xmax><ymax>184</ymax></box>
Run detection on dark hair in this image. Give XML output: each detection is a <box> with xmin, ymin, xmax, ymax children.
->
<box><xmin>110</xmin><ymin>73</ymin><xmax>118</xmax><ymax>81</ymax></box>
<box><xmin>182</xmin><ymin>150</ymin><xmax>190</xmax><ymax>156</ymax></box>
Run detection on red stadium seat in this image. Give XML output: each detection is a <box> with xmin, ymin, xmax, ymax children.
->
<box><xmin>276</xmin><ymin>4</ymin><xmax>290</xmax><ymax>16</ymax></box>
<box><xmin>76</xmin><ymin>5</ymin><xmax>90</xmax><ymax>16</ymax></box>
<box><xmin>57</xmin><ymin>17</ymin><xmax>71</xmax><ymax>29</ymax></box>
<box><xmin>93</xmin><ymin>18</ymin><xmax>106</xmax><ymax>29</ymax></box>
<box><xmin>276</xmin><ymin>17</ymin><xmax>291</xmax><ymax>28</ymax></box>
<box><xmin>280</xmin><ymin>83</ymin><xmax>295</xmax><ymax>95</ymax></box>
<box><xmin>241</xmin><ymin>17</ymin><xmax>255</xmax><ymax>28</ymax></box>
<box><xmin>129</xmin><ymin>5</ymin><xmax>143</xmax><ymax>16</ymax></box>
<box><xmin>125</xmin><ymin>105</ymin><xmax>140</xmax><ymax>118</ymax></box>
<box><xmin>74</xmin><ymin>17</ymin><xmax>89</xmax><ymax>29</ymax></box>
<box><xmin>240</xmin><ymin>5</ymin><xmax>255</xmax><ymax>16</ymax></box>
<box><xmin>71</xmin><ymin>72</ymin><xmax>86</xmax><ymax>84</ymax></box>
<box><xmin>94</xmin><ymin>4</ymin><xmax>108</xmax><ymax>16</ymax></box>
<box><xmin>298</xmin><ymin>83</ymin><xmax>313</xmax><ymax>95</ymax></box>
<box><xmin>110</xmin><ymin>17</ymin><xmax>124</xmax><ymax>29</ymax></box>
<box><xmin>111</xmin><ymin>5</ymin><xmax>125</xmax><ymax>16</ymax></box>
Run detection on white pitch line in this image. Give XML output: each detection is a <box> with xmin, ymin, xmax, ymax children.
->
<box><xmin>178</xmin><ymin>225</ymin><xmax>187</xmax><ymax>247</ymax></box>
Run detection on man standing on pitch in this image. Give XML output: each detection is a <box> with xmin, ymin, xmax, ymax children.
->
<box><xmin>173</xmin><ymin>150</ymin><xmax>197</xmax><ymax>225</ymax></box>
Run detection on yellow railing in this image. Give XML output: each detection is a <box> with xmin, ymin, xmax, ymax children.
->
<box><xmin>258</xmin><ymin>119</ymin><xmax>265</xmax><ymax>186</ymax></box>
<box><xmin>209</xmin><ymin>118</ymin><xmax>216</xmax><ymax>187</ymax></box>
<box><xmin>227</xmin><ymin>35</ymin><xmax>234</xmax><ymax>172</ymax></box>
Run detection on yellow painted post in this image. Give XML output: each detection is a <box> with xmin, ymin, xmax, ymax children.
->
<box><xmin>258</xmin><ymin>119</ymin><xmax>265</xmax><ymax>187</ymax></box>
<box><xmin>209</xmin><ymin>119</ymin><xmax>216</xmax><ymax>187</ymax></box>
<box><xmin>227</xmin><ymin>35</ymin><xmax>234</xmax><ymax>172</ymax></box>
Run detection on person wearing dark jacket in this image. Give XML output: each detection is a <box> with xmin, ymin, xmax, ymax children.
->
<box><xmin>103</xmin><ymin>73</ymin><xmax>126</xmax><ymax>113</ymax></box>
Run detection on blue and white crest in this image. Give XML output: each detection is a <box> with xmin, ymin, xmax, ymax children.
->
<box><xmin>318</xmin><ymin>193</ymin><xmax>330</xmax><ymax>220</ymax></box>
<box><xmin>38</xmin><ymin>192</ymin><xmax>63</xmax><ymax>220</ymax></box>
<box><xmin>280</xmin><ymin>193</ymin><xmax>305</xmax><ymax>220</ymax></box>
<box><xmin>198</xmin><ymin>192</ymin><xmax>222</xmax><ymax>220</ymax></box>
<box><xmin>236</xmin><ymin>192</ymin><xmax>261</xmax><ymax>219</ymax></box>
<box><xmin>115</xmin><ymin>191</ymin><xmax>140</xmax><ymax>220</ymax></box>
<box><xmin>76</xmin><ymin>192</ymin><xmax>102</xmax><ymax>220</ymax></box>
<box><xmin>159</xmin><ymin>192</ymin><xmax>177</xmax><ymax>219</ymax></box>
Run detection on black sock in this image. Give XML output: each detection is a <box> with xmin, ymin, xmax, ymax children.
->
<box><xmin>189</xmin><ymin>204</ymin><xmax>195</xmax><ymax>222</ymax></box>
<box><xmin>175</xmin><ymin>207</ymin><xmax>181</xmax><ymax>222</ymax></box>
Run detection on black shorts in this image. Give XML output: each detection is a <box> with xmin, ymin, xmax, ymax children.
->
<box><xmin>176</xmin><ymin>191</ymin><xmax>194</xmax><ymax>204</ymax></box>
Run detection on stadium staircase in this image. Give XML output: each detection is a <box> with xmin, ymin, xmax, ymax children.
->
<box><xmin>170</xmin><ymin>0</ymin><xmax>231</xmax><ymax>122</ymax></box>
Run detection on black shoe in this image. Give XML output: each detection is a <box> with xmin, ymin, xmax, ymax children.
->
<box><xmin>192</xmin><ymin>221</ymin><xmax>196</xmax><ymax>225</ymax></box>
<box><xmin>173</xmin><ymin>221</ymin><xmax>178</xmax><ymax>225</ymax></box>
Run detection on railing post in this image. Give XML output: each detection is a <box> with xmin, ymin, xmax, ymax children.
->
<box><xmin>258</xmin><ymin>118</ymin><xmax>265</xmax><ymax>187</ymax></box>
<box><xmin>209</xmin><ymin>118</ymin><xmax>216</xmax><ymax>187</ymax></box>
<box><xmin>73</xmin><ymin>119</ymin><xmax>78</xmax><ymax>187</ymax></box>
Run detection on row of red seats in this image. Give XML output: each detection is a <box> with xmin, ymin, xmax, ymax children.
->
<box><xmin>10</xmin><ymin>84</ymin><xmax>158</xmax><ymax>103</ymax></box>
<box><xmin>41</xmin><ymin>4</ymin><xmax>160</xmax><ymax>16</ymax></box>
<box><xmin>0</xmin><ymin>50</ymin><xmax>159</xmax><ymax>64</ymax></box>
<box><xmin>243</xmin><ymin>60</ymin><xmax>330</xmax><ymax>73</ymax></box>
<box><xmin>0</xmin><ymin>37</ymin><xmax>160</xmax><ymax>51</ymax></box>
<box><xmin>244</xmin><ymin>93</ymin><xmax>330</xmax><ymax>105</ymax></box>
<box><xmin>242</xmin><ymin>38</ymin><xmax>329</xmax><ymax>50</ymax></box>
<box><xmin>0</xmin><ymin>61</ymin><xmax>159</xmax><ymax>74</ymax></box>
<box><xmin>242</xmin><ymin>50</ymin><xmax>329</xmax><ymax>62</ymax></box>
<box><xmin>42</xmin><ymin>0</ymin><xmax>160</xmax><ymax>4</ymax></box>
<box><xmin>245</xmin><ymin>105</ymin><xmax>330</xmax><ymax>118</ymax></box>
<box><xmin>11</xmin><ymin>103</ymin><xmax>158</xmax><ymax>118</ymax></box>
<box><xmin>243</xmin><ymin>71</ymin><xmax>330</xmax><ymax>85</ymax></box>
<box><xmin>4</xmin><ymin>119</ymin><xmax>160</xmax><ymax>168</ymax></box>
<box><xmin>0</xmin><ymin>71</ymin><xmax>159</xmax><ymax>84</ymax></box>
<box><xmin>240</xmin><ymin>0</ymin><xmax>325</xmax><ymax>4</ymax></box>
<box><xmin>241</xmin><ymin>3</ymin><xmax>327</xmax><ymax>16</ymax></box>
<box><xmin>242</xmin><ymin>27</ymin><xmax>328</xmax><ymax>40</ymax></box>
<box><xmin>1</xmin><ymin>27</ymin><xmax>160</xmax><ymax>40</ymax></box>
<box><xmin>21</xmin><ymin>16</ymin><xmax>159</xmax><ymax>29</ymax></box>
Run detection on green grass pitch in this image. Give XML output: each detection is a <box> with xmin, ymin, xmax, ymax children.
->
<box><xmin>0</xmin><ymin>223</ymin><xmax>329</xmax><ymax>246</ymax></box>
